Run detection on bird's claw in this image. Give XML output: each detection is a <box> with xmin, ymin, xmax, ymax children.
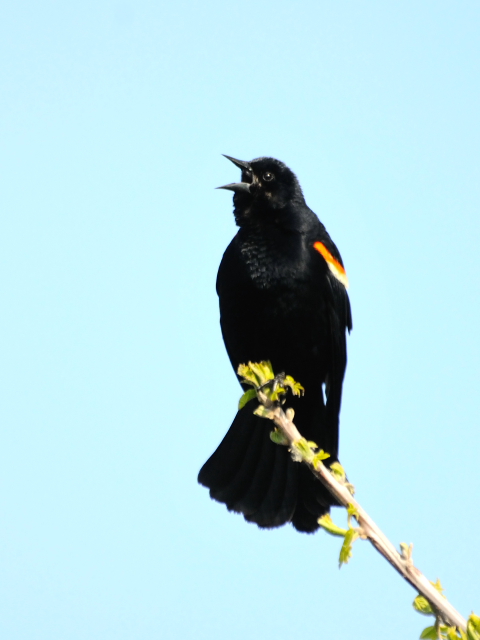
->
<box><xmin>257</xmin><ymin>373</ymin><xmax>287</xmax><ymax>404</ymax></box>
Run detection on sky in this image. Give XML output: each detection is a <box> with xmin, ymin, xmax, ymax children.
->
<box><xmin>0</xmin><ymin>1</ymin><xmax>479</xmax><ymax>638</ymax></box>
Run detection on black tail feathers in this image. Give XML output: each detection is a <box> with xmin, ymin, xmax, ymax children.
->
<box><xmin>198</xmin><ymin>405</ymin><xmax>337</xmax><ymax>533</ymax></box>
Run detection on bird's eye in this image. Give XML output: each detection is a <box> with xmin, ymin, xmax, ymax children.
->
<box><xmin>263</xmin><ymin>172</ymin><xmax>274</xmax><ymax>182</ymax></box>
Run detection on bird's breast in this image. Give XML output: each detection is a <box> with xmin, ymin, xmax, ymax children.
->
<box><xmin>238</xmin><ymin>228</ymin><xmax>310</xmax><ymax>291</ymax></box>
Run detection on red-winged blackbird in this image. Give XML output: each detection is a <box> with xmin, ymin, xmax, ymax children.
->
<box><xmin>198</xmin><ymin>156</ymin><xmax>352</xmax><ymax>533</ymax></box>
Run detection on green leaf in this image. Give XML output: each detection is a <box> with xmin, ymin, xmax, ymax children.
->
<box><xmin>270</xmin><ymin>428</ymin><xmax>289</xmax><ymax>446</ymax></box>
<box><xmin>347</xmin><ymin>504</ymin><xmax>359</xmax><ymax>519</ymax></box>
<box><xmin>330</xmin><ymin>462</ymin><xmax>346</xmax><ymax>482</ymax></box>
<box><xmin>432</xmin><ymin>579</ymin><xmax>444</xmax><ymax>595</ymax></box>
<box><xmin>420</xmin><ymin>626</ymin><xmax>438</xmax><ymax>639</ymax></box>
<box><xmin>400</xmin><ymin>542</ymin><xmax>413</xmax><ymax>561</ymax></box>
<box><xmin>317</xmin><ymin>514</ymin><xmax>348</xmax><ymax>537</ymax></box>
<box><xmin>238</xmin><ymin>388</ymin><xmax>257</xmax><ymax>409</ymax></box>
<box><xmin>269</xmin><ymin>388</ymin><xmax>281</xmax><ymax>402</ymax></box>
<box><xmin>249</xmin><ymin>361</ymin><xmax>274</xmax><ymax>386</ymax></box>
<box><xmin>237</xmin><ymin>363</ymin><xmax>258</xmax><ymax>387</ymax></box>
<box><xmin>467</xmin><ymin>616</ymin><xmax>480</xmax><ymax>640</ymax></box>
<box><xmin>446</xmin><ymin>627</ymin><xmax>462</xmax><ymax>640</ymax></box>
<box><xmin>284</xmin><ymin>375</ymin><xmax>305</xmax><ymax>397</ymax></box>
<box><xmin>253</xmin><ymin>405</ymin><xmax>274</xmax><ymax>419</ymax></box>
<box><xmin>346</xmin><ymin>504</ymin><xmax>359</xmax><ymax>528</ymax></box>
<box><xmin>339</xmin><ymin>528</ymin><xmax>359</xmax><ymax>566</ymax></box>
<box><xmin>345</xmin><ymin>481</ymin><xmax>356</xmax><ymax>496</ymax></box>
<box><xmin>413</xmin><ymin>595</ymin><xmax>433</xmax><ymax>616</ymax></box>
<box><xmin>237</xmin><ymin>361</ymin><xmax>274</xmax><ymax>388</ymax></box>
<box><xmin>312</xmin><ymin>449</ymin><xmax>330</xmax><ymax>466</ymax></box>
<box><xmin>469</xmin><ymin>615</ymin><xmax>480</xmax><ymax>633</ymax></box>
<box><xmin>292</xmin><ymin>438</ymin><xmax>313</xmax><ymax>461</ymax></box>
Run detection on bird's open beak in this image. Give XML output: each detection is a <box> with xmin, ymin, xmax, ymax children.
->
<box><xmin>217</xmin><ymin>181</ymin><xmax>251</xmax><ymax>193</ymax></box>
<box><xmin>217</xmin><ymin>155</ymin><xmax>252</xmax><ymax>193</ymax></box>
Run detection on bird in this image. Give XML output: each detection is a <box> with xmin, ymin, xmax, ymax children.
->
<box><xmin>198</xmin><ymin>155</ymin><xmax>352</xmax><ymax>533</ymax></box>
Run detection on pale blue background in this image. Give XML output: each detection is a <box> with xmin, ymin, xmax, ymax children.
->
<box><xmin>1</xmin><ymin>1</ymin><xmax>478</xmax><ymax>638</ymax></box>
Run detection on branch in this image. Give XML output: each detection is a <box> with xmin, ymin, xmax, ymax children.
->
<box><xmin>262</xmin><ymin>397</ymin><xmax>466</xmax><ymax>630</ymax></box>
<box><xmin>237</xmin><ymin>362</ymin><xmax>472</xmax><ymax>636</ymax></box>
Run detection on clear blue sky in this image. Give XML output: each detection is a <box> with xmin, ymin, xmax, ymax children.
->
<box><xmin>1</xmin><ymin>1</ymin><xmax>478</xmax><ymax>638</ymax></box>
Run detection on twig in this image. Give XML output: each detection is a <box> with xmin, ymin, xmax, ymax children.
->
<box><xmin>256</xmin><ymin>389</ymin><xmax>467</xmax><ymax>632</ymax></box>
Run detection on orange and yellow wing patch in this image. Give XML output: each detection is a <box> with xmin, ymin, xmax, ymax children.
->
<box><xmin>313</xmin><ymin>241</ymin><xmax>349</xmax><ymax>288</ymax></box>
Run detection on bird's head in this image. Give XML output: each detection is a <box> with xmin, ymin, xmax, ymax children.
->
<box><xmin>218</xmin><ymin>155</ymin><xmax>306</xmax><ymax>227</ymax></box>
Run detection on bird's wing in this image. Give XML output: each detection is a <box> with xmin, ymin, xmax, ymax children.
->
<box><xmin>312</xmin><ymin>236</ymin><xmax>352</xmax><ymax>458</ymax></box>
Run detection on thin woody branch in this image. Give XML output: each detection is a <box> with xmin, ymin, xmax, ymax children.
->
<box><xmin>254</xmin><ymin>387</ymin><xmax>467</xmax><ymax>633</ymax></box>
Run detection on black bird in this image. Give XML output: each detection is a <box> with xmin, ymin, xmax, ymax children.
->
<box><xmin>198</xmin><ymin>156</ymin><xmax>352</xmax><ymax>533</ymax></box>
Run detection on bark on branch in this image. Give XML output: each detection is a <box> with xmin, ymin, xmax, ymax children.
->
<box><xmin>256</xmin><ymin>388</ymin><xmax>467</xmax><ymax>632</ymax></box>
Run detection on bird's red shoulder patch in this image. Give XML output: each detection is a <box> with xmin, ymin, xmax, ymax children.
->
<box><xmin>313</xmin><ymin>241</ymin><xmax>349</xmax><ymax>288</ymax></box>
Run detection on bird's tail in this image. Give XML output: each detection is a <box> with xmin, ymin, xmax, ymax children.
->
<box><xmin>198</xmin><ymin>404</ymin><xmax>338</xmax><ymax>532</ymax></box>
